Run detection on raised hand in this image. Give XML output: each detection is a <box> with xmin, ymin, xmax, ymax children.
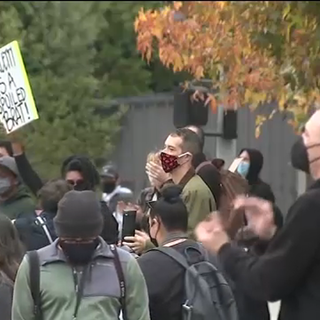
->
<box><xmin>233</xmin><ymin>196</ymin><xmax>277</xmax><ymax>240</ymax></box>
<box><xmin>195</xmin><ymin>212</ymin><xmax>230</xmax><ymax>253</ymax></box>
<box><xmin>145</xmin><ymin>161</ymin><xmax>171</xmax><ymax>188</ymax></box>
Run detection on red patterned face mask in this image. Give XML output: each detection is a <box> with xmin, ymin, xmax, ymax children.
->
<box><xmin>160</xmin><ymin>152</ymin><xmax>179</xmax><ymax>173</ymax></box>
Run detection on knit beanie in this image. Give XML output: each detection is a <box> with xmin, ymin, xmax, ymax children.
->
<box><xmin>54</xmin><ymin>190</ymin><xmax>103</xmax><ymax>238</ymax></box>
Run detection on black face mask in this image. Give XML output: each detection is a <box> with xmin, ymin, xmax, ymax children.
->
<box><xmin>102</xmin><ymin>181</ymin><xmax>116</xmax><ymax>194</ymax></box>
<box><xmin>60</xmin><ymin>238</ymin><xmax>99</xmax><ymax>265</ymax></box>
<box><xmin>291</xmin><ymin>137</ymin><xmax>320</xmax><ymax>174</ymax></box>
<box><xmin>148</xmin><ymin>219</ymin><xmax>159</xmax><ymax>247</ymax></box>
<box><xmin>147</xmin><ymin>228</ymin><xmax>159</xmax><ymax>247</ymax></box>
<box><xmin>73</xmin><ymin>182</ymin><xmax>90</xmax><ymax>191</ymax></box>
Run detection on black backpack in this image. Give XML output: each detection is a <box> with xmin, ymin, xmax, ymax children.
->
<box><xmin>27</xmin><ymin>244</ymin><xmax>127</xmax><ymax>320</ymax></box>
<box><xmin>153</xmin><ymin>246</ymin><xmax>238</xmax><ymax>320</ymax></box>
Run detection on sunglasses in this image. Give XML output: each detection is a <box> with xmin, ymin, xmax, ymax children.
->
<box><xmin>66</xmin><ymin>179</ymin><xmax>85</xmax><ymax>187</ymax></box>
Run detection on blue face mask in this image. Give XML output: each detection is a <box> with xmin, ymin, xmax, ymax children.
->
<box><xmin>237</xmin><ymin>162</ymin><xmax>250</xmax><ymax>178</ymax></box>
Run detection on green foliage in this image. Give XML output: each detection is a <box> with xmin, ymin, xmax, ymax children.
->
<box><xmin>0</xmin><ymin>1</ymin><xmax>187</xmax><ymax>179</ymax></box>
<box><xmin>0</xmin><ymin>1</ymin><xmax>125</xmax><ymax>178</ymax></box>
<box><xmin>0</xmin><ymin>1</ymin><xmax>169</xmax><ymax>179</ymax></box>
<box><xmin>94</xmin><ymin>1</ymin><xmax>187</xmax><ymax>95</ymax></box>
<box><xmin>135</xmin><ymin>1</ymin><xmax>320</xmax><ymax>133</ymax></box>
<box><xmin>94</xmin><ymin>1</ymin><xmax>153</xmax><ymax>96</ymax></box>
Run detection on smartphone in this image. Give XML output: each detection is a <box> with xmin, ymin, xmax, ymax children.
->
<box><xmin>228</xmin><ymin>158</ymin><xmax>243</xmax><ymax>173</ymax></box>
<box><xmin>121</xmin><ymin>210</ymin><xmax>137</xmax><ymax>243</ymax></box>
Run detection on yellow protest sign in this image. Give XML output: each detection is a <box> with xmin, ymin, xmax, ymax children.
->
<box><xmin>0</xmin><ymin>40</ymin><xmax>39</xmax><ymax>133</ymax></box>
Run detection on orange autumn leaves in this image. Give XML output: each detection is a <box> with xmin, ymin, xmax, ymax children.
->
<box><xmin>135</xmin><ymin>1</ymin><xmax>320</xmax><ymax>135</ymax></box>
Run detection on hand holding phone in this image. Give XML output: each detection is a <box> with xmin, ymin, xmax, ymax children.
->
<box><xmin>121</xmin><ymin>210</ymin><xmax>137</xmax><ymax>243</ymax></box>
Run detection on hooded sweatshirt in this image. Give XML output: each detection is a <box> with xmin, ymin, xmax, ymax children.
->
<box><xmin>0</xmin><ymin>184</ymin><xmax>35</xmax><ymax>220</ymax></box>
<box><xmin>240</xmin><ymin>148</ymin><xmax>275</xmax><ymax>201</ymax></box>
<box><xmin>234</xmin><ymin>148</ymin><xmax>283</xmax><ymax>320</ymax></box>
<box><xmin>239</xmin><ymin>148</ymin><xmax>283</xmax><ymax>228</ymax></box>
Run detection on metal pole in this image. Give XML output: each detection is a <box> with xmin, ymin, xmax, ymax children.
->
<box><xmin>296</xmin><ymin>171</ymin><xmax>307</xmax><ymax>196</ymax></box>
<box><xmin>215</xmin><ymin>106</ymin><xmax>237</xmax><ymax>168</ymax></box>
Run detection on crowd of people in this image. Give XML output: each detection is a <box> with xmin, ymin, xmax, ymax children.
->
<box><xmin>0</xmin><ymin>110</ymin><xmax>320</xmax><ymax>320</ymax></box>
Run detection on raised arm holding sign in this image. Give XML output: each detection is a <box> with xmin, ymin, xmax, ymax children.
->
<box><xmin>0</xmin><ymin>40</ymin><xmax>39</xmax><ymax>133</ymax></box>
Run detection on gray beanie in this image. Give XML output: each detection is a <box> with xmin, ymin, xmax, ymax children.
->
<box><xmin>0</xmin><ymin>156</ymin><xmax>19</xmax><ymax>176</ymax></box>
<box><xmin>54</xmin><ymin>190</ymin><xmax>103</xmax><ymax>238</ymax></box>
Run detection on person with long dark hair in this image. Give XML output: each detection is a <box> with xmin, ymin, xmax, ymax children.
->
<box><xmin>0</xmin><ymin>214</ymin><xmax>25</xmax><ymax>320</ymax></box>
<box><xmin>10</xmin><ymin>143</ymin><xmax>119</xmax><ymax>244</ymax></box>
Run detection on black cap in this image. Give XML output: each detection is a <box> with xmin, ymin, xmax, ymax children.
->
<box><xmin>100</xmin><ymin>164</ymin><xmax>118</xmax><ymax>179</ymax></box>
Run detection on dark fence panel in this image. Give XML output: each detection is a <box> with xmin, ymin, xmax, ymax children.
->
<box><xmin>112</xmin><ymin>93</ymin><xmax>298</xmax><ymax>212</ymax></box>
<box><xmin>237</xmin><ymin>105</ymin><xmax>298</xmax><ymax>213</ymax></box>
<box><xmin>112</xmin><ymin>93</ymin><xmax>175</xmax><ymax>197</ymax></box>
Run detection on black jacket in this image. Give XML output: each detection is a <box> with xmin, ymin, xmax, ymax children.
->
<box><xmin>15</xmin><ymin>199</ymin><xmax>118</xmax><ymax>251</ymax></box>
<box><xmin>14</xmin><ymin>153</ymin><xmax>118</xmax><ymax>244</ymax></box>
<box><xmin>239</xmin><ymin>148</ymin><xmax>284</xmax><ymax>240</ymax></box>
<box><xmin>219</xmin><ymin>179</ymin><xmax>320</xmax><ymax>320</ymax></box>
<box><xmin>14</xmin><ymin>211</ymin><xmax>57</xmax><ymax>251</ymax></box>
<box><xmin>234</xmin><ymin>148</ymin><xmax>283</xmax><ymax>320</ymax></box>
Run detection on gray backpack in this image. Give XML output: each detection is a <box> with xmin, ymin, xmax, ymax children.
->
<box><xmin>154</xmin><ymin>246</ymin><xmax>238</xmax><ymax>320</ymax></box>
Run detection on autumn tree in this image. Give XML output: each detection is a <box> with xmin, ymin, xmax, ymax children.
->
<box><xmin>0</xmin><ymin>1</ymin><xmax>171</xmax><ymax>179</ymax></box>
<box><xmin>135</xmin><ymin>1</ymin><xmax>320</xmax><ymax>133</ymax></box>
<box><xmin>6</xmin><ymin>1</ymin><xmax>130</xmax><ymax>178</ymax></box>
<box><xmin>94</xmin><ymin>0</ymin><xmax>190</xmax><ymax>94</ymax></box>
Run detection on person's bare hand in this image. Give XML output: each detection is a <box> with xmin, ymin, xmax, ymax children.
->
<box><xmin>11</xmin><ymin>141</ymin><xmax>24</xmax><ymax>156</ymax></box>
<box><xmin>146</xmin><ymin>162</ymin><xmax>170</xmax><ymax>187</ymax></box>
<box><xmin>116</xmin><ymin>201</ymin><xmax>127</xmax><ymax>214</ymax></box>
<box><xmin>125</xmin><ymin>202</ymin><xmax>137</xmax><ymax>211</ymax></box>
<box><xmin>0</xmin><ymin>123</ymin><xmax>24</xmax><ymax>156</ymax></box>
<box><xmin>116</xmin><ymin>201</ymin><xmax>138</xmax><ymax>214</ymax></box>
<box><xmin>233</xmin><ymin>196</ymin><xmax>277</xmax><ymax>240</ymax></box>
<box><xmin>123</xmin><ymin>230</ymin><xmax>150</xmax><ymax>254</ymax></box>
<box><xmin>234</xmin><ymin>225</ymin><xmax>259</xmax><ymax>242</ymax></box>
<box><xmin>195</xmin><ymin>212</ymin><xmax>230</xmax><ymax>253</ymax></box>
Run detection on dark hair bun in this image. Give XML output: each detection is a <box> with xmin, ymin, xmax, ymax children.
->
<box><xmin>161</xmin><ymin>185</ymin><xmax>183</xmax><ymax>204</ymax></box>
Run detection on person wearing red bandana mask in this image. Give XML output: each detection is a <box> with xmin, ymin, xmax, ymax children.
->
<box><xmin>158</xmin><ymin>128</ymin><xmax>216</xmax><ymax>237</ymax></box>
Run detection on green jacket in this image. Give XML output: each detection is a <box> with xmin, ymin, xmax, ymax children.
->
<box><xmin>182</xmin><ymin>174</ymin><xmax>216</xmax><ymax>236</ymax></box>
<box><xmin>12</xmin><ymin>238</ymin><xmax>150</xmax><ymax>320</ymax></box>
<box><xmin>0</xmin><ymin>185</ymin><xmax>35</xmax><ymax>220</ymax></box>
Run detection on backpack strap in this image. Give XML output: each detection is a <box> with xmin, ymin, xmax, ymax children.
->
<box><xmin>36</xmin><ymin>216</ymin><xmax>54</xmax><ymax>244</ymax></box>
<box><xmin>27</xmin><ymin>251</ymin><xmax>42</xmax><ymax>320</ymax></box>
<box><xmin>110</xmin><ymin>245</ymin><xmax>127</xmax><ymax>320</ymax></box>
<box><xmin>195</xmin><ymin>161</ymin><xmax>213</xmax><ymax>174</ymax></box>
<box><xmin>152</xmin><ymin>247</ymin><xmax>190</xmax><ymax>269</ymax></box>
